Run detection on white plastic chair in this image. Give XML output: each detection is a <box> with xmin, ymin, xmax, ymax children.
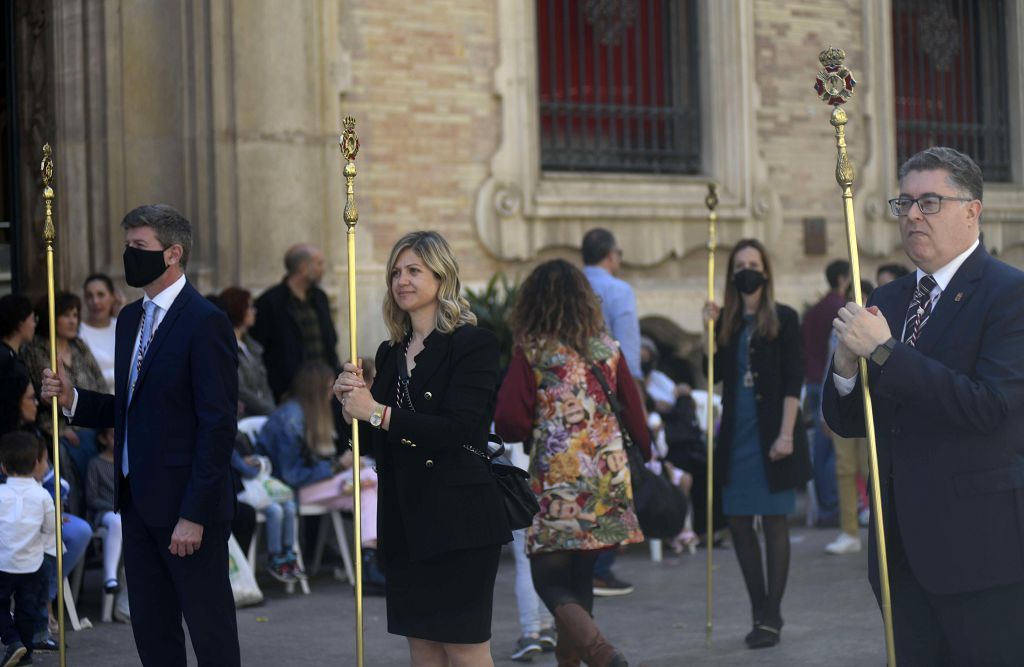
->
<box><xmin>299</xmin><ymin>503</ymin><xmax>355</xmax><ymax>586</ymax></box>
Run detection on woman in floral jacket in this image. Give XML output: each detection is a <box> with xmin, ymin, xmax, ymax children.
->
<box><xmin>496</xmin><ymin>259</ymin><xmax>650</xmax><ymax>667</ymax></box>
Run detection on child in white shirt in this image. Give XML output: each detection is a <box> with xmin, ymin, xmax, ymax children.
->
<box><xmin>0</xmin><ymin>431</ymin><xmax>55</xmax><ymax>665</ymax></box>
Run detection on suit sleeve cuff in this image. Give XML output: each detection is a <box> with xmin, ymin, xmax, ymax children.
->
<box><xmin>62</xmin><ymin>389</ymin><xmax>79</xmax><ymax>419</ymax></box>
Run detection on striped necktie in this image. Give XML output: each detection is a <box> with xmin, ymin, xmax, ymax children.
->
<box><xmin>123</xmin><ymin>300</ymin><xmax>158</xmax><ymax>476</ymax></box>
<box><xmin>902</xmin><ymin>275</ymin><xmax>937</xmax><ymax>348</ymax></box>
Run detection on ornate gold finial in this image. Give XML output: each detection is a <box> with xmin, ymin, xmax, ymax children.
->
<box><xmin>340</xmin><ymin>117</ymin><xmax>359</xmax><ymax>229</ymax></box>
<box><xmin>704</xmin><ymin>183</ymin><xmax>719</xmax><ymax>212</ymax></box>
<box><xmin>41</xmin><ymin>144</ymin><xmax>55</xmax><ymax>244</ymax></box>
<box><xmin>815</xmin><ymin>46</ymin><xmax>856</xmax><ymax>106</ymax></box>
<box><xmin>341</xmin><ymin>116</ymin><xmax>360</xmax><ymax>162</ymax></box>
<box><xmin>818</xmin><ymin>46</ymin><xmax>846</xmax><ymax>68</ymax></box>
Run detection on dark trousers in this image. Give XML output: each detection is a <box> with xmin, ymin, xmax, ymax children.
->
<box><xmin>876</xmin><ymin>504</ymin><xmax>1024</xmax><ymax>666</ymax></box>
<box><xmin>0</xmin><ymin>567</ymin><xmax>45</xmax><ymax>656</ymax></box>
<box><xmin>122</xmin><ymin>490</ymin><xmax>240</xmax><ymax>667</ymax></box>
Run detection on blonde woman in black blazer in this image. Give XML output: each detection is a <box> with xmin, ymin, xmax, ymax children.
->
<box><xmin>333</xmin><ymin>231</ymin><xmax>511</xmax><ymax>667</ymax></box>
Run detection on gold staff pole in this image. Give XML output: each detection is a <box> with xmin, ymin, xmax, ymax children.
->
<box><xmin>340</xmin><ymin>116</ymin><xmax>365</xmax><ymax>667</ymax></box>
<box><xmin>814</xmin><ymin>47</ymin><xmax>896</xmax><ymax>665</ymax></box>
<box><xmin>703</xmin><ymin>183</ymin><xmax>718</xmax><ymax>649</ymax></box>
<box><xmin>40</xmin><ymin>143</ymin><xmax>68</xmax><ymax>667</ymax></box>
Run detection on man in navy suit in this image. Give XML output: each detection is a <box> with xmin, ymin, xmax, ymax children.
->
<box><xmin>42</xmin><ymin>205</ymin><xmax>240</xmax><ymax>666</ymax></box>
<box><xmin>823</xmin><ymin>147</ymin><xmax>1024</xmax><ymax>665</ymax></box>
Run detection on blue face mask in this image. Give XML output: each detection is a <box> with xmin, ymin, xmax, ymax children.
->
<box><xmin>123</xmin><ymin>246</ymin><xmax>167</xmax><ymax>288</ymax></box>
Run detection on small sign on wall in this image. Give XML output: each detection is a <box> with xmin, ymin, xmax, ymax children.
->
<box><xmin>803</xmin><ymin>217</ymin><xmax>826</xmax><ymax>256</ymax></box>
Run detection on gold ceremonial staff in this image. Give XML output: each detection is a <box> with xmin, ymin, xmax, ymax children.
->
<box><xmin>340</xmin><ymin>116</ymin><xmax>365</xmax><ymax>667</ymax></box>
<box><xmin>813</xmin><ymin>47</ymin><xmax>896</xmax><ymax>665</ymax></box>
<box><xmin>703</xmin><ymin>183</ymin><xmax>718</xmax><ymax>649</ymax></box>
<box><xmin>40</xmin><ymin>143</ymin><xmax>68</xmax><ymax>667</ymax></box>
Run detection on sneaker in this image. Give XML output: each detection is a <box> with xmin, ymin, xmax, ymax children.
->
<box><xmin>284</xmin><ymin>552</ymin><xmax>308</xmax><ymax>580</ymax></box>
<box><xmin>509</xmin><ymin>636</ymin><xmax>543</xmax><ymax>662</ymax></box>
<box><xmin>825</xmin><ymin>532</ymin><xmax>862</xmax><ymax>555</ymax></box>
<box><xmin>537</xmin><ymin>627</ymin><xmax>557</xmax><ymax>651</ymax></box>
<box><xmin>2</xmin><ymin>641</ymin><xmax>27</xmax><ymax>667</ymax></box>
<box><xmin>593</xmin><ymin>574</ymin><xmax>634</xmax><ymax>597</ymax></box>
<box><xmin>30</xmin><ymin>635</ymin><xmax>58</xmax><ymax>652</ymax></box>
<box><xmin>266</xmin><ymin>557</ymin><xmax>296</xmax><ymax>583</ymax></box>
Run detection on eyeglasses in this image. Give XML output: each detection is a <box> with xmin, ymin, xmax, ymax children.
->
<box><xmin>888</xmin><ymin>194</ymin><xmax>973</xmax><ymax>216</ymax></box>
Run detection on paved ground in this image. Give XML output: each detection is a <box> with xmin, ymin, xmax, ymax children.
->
<box><xmin>33</xmin><ymin>523</ymin><xmax>885</xmax><ymax>666</ymax></box>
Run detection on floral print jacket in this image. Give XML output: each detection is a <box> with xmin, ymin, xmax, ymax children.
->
<box><xmin>496</xmin><ymin>335</ymin><xmax>650</xmax><ymax>555</ymax></box>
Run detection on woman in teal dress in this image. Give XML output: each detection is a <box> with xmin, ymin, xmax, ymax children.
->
<box><xmin>703</xmin><ymin>238</ymin><xmax>811</xmax><ymax>649</ymax></box>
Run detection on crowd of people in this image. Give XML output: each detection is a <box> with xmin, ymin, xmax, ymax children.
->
<box><xmin>0</xmin><ymin>144</ymin><xmax>1020</xmax><ymax>666</ymax></box>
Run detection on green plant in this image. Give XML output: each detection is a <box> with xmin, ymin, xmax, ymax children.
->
<box><xmin>465</xmin><ymin>272</ymin><xmax>519</xmax><ymax>371</ymax></box>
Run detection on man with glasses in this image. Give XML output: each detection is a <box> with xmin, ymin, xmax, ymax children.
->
<box><xmin>823</xmin><ymin>147</ymin><xmax>1024</xmax><ymax>663</ymax></box>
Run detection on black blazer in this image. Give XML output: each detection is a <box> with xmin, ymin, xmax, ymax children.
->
<box><xmin>72</xmin><ymin>282</ymin><xmax>238</xmax><ymax>527</ymax></box>
<box><xmin>359</xmin><ymin>324</ymin><xmax>512</xmax><ymax>562</ymax></box>
<box><xmin>824</xmin><ymin>246</ymin><xmax>1024</xmax><ymax>595</ymax></box>
<box><xmin>251</xmin><ymin>281</ymin><xmax>340</xmax><ymax>400</ymax></box>
<box><xmin>711</xmin><ymin>303</ymin><xmax>812</xmax><ymax>492</ymax></box>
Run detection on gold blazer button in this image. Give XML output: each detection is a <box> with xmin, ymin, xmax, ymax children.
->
<box><xmin>425</xmin><ymin>459</ymin><xmax>434</xmax><ymax>468</ymax></box>
<box><xmin>424</xmin><ymin>391</ymin><xmax>433</xmax><ymax>400</ymax></box>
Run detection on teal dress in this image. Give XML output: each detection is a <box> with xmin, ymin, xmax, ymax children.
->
<box><xmin>722</xmin><ymin>318</ymin><xmax>796</xmax><ymax>517</ymax></box>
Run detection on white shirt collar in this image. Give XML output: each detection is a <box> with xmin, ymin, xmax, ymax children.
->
<box><xmin>143</xmin><ymin>273</ymin><xmax>187</xmax><ymax>312</ymax></box>
<box><xmin>916</xmin><ymin>239</ymin><xmax>980</xmax><ymax>292</ymax></box>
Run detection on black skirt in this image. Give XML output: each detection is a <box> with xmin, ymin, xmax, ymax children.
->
<box><xmin>383</xmin><ymin>544</ymin><xmax>502</xmax><ymax>644</ymax></box>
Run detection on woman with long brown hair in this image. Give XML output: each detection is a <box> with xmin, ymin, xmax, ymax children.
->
<box><xmin>702</xmin><ymin>239</ymin><xmax>811</xmax><ymax>649</ymax></box>
<box><xmin>496</xmin><ymin>259</ymin><xmax>649</xmax><ymax>667</ymax></box>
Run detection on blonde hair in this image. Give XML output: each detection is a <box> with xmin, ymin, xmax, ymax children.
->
<box><xmin>382</xmin><ymin>231</ymin><xmax>477</xmax><ymax>343</ymax></box>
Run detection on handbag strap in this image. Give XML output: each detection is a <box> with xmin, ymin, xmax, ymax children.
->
<box><xmin>585</xmin><ymin>358</ymin><xmax>637</xmax><ymax>451</ymax></box>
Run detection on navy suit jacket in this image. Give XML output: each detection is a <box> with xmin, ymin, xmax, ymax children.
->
<box><xmin>71</xmin><ymin>281</ymin><xmax>238</xmax><ymax>527</ymax></box>
<box><xmin>823</xmin><ymin>246</ymin><xmax>1024</xmax><ymax>595</ymax></box>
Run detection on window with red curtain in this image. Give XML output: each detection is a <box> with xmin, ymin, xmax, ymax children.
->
<box><xmin>536</xmin><ymin>0</ymin><xmax>700</xmax><ymax>175</ymax></box>
<box><xmin>893</xmin><ymin>0</ymin><xmax>1010</xmax><ymax>181</ymax></box>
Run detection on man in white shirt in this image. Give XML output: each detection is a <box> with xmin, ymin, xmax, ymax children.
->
<box><xmin>823</xmin><ymin>147</ymin><xmax>1024</xmax><ymax>664</ymax></box>
<box><xmin>0</xmin><ymin>431</ymin><xmax>55</xmax><ymax>665</ymax></box>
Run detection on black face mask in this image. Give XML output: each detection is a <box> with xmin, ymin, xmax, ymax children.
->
<box><xmin>123</xmin><ymin>246</ymin><xmax>168</xmax><ymax>288</ymax></box>
<box><xmin>733</xmin><ymin>268</ymin><xmax>767</xmax><ymax>295</ymax></box>
<box><xmin>640</xmin><ymin>359</ymin><xmax>654</xmax><ymax>376</ymax></box>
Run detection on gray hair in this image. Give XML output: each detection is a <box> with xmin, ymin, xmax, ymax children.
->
<box><xmin>898</xmin><ymin>146</ymin><xmax>984</xmax><ymax>202</ymax></box>
<box><xmin>120</xmin><ymin>204</ymin><xmax>192</xmax><ymax>268</ymax></box>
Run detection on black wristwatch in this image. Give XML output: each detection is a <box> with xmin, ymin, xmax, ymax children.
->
<box><xmin>869</xmin><ymin>337</ymin><xmax>896</xmax><ymax>367</ymax></box>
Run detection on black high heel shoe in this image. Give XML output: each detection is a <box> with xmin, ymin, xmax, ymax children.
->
<box><xmin>745</xmin><ymin>621</ymin><xmax>782</xmax><ymax>649</ymax></box>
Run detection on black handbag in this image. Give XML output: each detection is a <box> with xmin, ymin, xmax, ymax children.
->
<box><xmin>463</xmin><ymin>435</ymin><xmax>540</xmax><ymax>531</ymax></box>
<box><xmin>586</xmin><ymin>360</ymin><xmax>689</xmax><ymax>539</ymax></box>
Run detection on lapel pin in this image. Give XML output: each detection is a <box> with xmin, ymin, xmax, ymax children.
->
<box><xmin>954</xmin><ymin>292</ymin><xmax>963</xmax><ymax>302</ymax></box>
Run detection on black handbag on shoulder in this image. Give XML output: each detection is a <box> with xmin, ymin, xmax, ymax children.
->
<box><xmin>463</xmin><ymin>435</ymin><xmax>540</xmax><ymax>531</ymax></box>
<box><xmin>586</xmin><ymin>360</ymin><xmax>689</xmax><ymax>540</ymax></box>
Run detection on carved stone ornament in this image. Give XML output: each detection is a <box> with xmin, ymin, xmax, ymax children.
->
<box><xmin>582</xmin><ymin>0</ymin><xmax>639</xmax><ymax>46</ymax></box>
